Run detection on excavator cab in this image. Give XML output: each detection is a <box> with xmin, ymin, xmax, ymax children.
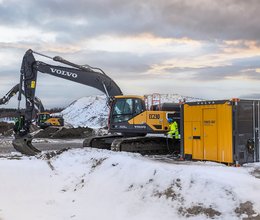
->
<box><xmin>111</xmin><ymin>96</ymin><xmax>145</xmax><ymax>123</ymax></box>
<box><xmin>37</xmin><ymin>112</ymin><xmax>51</xmax><ymax>128</ymax></box>
<box><xmin>109</xmin><ymin>95</ymin><xmax>179</xmax><ymax>136</ymax></box>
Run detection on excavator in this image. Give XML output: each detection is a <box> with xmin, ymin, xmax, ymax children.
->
<box><xmin>36</xmin><ymin>112</ymin><xmax>64</xmax><ymax>129</ymax></box>
<box><xmin>12</xmin><ymin>49</ymin><xmax>180</xmax><ymax>156</ymax></box>
<box><xmin>0</xmin><ymin>84</ymin><xmax>63</xmax><ymax>128</ymax></box>
<box><xmin>0</xmin><ymin>83</ymin><xmax>44</xmax><ymax>113</ymax></box>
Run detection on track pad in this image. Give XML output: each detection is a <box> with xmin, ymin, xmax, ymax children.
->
<box><xmin>12</xmin><ymin>136</ymin><xmax>41</xmax><ymax>156</ymax></box>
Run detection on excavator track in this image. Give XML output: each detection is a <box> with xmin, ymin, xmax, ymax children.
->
<box><xmin>12</xmin><ymin>135</ymin><xmax>41</xmax><ymax>156</ymax></box>
<box><xmin>83</xmin><ymin>134</ymin><xmax>123</xmax><ymax>150</ymax></box>
<box><xmin>111</xmin><ymin>136</ymin><xmax>179</xmax><ymax>155</ymax></box>
<box><xmin>84</xmin><ymin>135</ymin><xmax>179</xmax><ymax>155</ymax></box>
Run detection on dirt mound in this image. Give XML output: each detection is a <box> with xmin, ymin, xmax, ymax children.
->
<box><xmin>0</xmin><ymin>122</ymin><xmax>14</xmax><ymax>136</ymax></box>
<box><xmin>34</xmin><ymin>126</ymin><xmax>93</xmax><ymax>139</ymax></box>
<box><xmin>33</xmin><ymin>127</ymin><xmax>60</xmax><ymax>138</ymax></box>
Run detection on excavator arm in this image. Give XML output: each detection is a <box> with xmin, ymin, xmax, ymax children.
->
<box><xmin>0</xmin><ymin>83</ymin><xmax>44</xmax><ymax>112</ymax></box>
<box><xmin>13</xmin><ymin>49</ymin><xmax>123</xmax><ymax>155</ymax></box>
<box><xmin>0</xmin><ymin>84</ymin><xmax>20</xmax><ymax>105</ymax></box>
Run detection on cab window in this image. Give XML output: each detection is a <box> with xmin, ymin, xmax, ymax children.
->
<box><xmin>112</xmin><ymin>98</ymin><xmax>133</xmax><ymax>123</ymax></box>
<box><xmin>112</xmin><ymin>98</ymin><xmax>145</xmax><ymax>123</ymax></box>
<box><xmin>134</xmin><ymin>98</ymin><xmax>144</xmax><ymax>115</ymax></box>
<box><xmin>113</xmin><ymin>99</ymin><xmax>133</xmax><ymax>115</ymax></box>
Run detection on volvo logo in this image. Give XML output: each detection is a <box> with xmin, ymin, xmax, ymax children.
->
<box><xmin>50</xmin><ymin>68</ymin><xmax>78</xmax><ymax>78</ymax></box>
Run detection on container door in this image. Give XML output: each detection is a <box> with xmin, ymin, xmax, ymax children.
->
<box><xmin>192</xmin><ymin>122</ymin><xmax>203</xmax><ymax>159</ymax></box>
<box><xmin>256</xmin><ymin>101</ymin><xmax>260</xmax><ymax>162</ymax></box>
<box><xmin>203</xmin><ymin>108</ymin><xmax>218</xmax><ymax>161</ymax></box>
<box><xmin>236</xmin><ymin>101</ymin><xmax>254</xmax><ymax>163</ymax></box>
<box><xmin>184</xmin><ymin>122</ymin><xmax>192</xmax><ymax>156</ymax></box>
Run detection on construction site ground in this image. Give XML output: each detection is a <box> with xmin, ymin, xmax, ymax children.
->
<box><xmin>0</xmin><ymin>123</ymin><xmax>94</xmax><ymax>154</ymax></box>
<box><xmin>0</xmin><ymin>136</ymin><xmax>84</xmax><ymax>154</ymax></box>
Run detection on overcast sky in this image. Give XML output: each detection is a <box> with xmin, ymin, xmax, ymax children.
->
<box><xmin>1</xmin><ymin>0</ymin><xmax>260</xmax><ymax>108</ymax></box>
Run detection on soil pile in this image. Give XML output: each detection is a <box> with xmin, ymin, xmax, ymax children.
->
<box><xmin>34</xmin><ymin>126</ymin><xmax>93</xmax><ymax>139</ymax></box>
<box><xmin>0</xmin><ymin>122</ymin><xmax>14</xmax><ymax>136</ymax></box>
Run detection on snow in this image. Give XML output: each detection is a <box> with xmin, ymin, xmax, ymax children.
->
<box><xmin>62</xmin><ymin>95</ymin><xmax>109</xmax><ymax>128</ymax></box>
<box><xmin>62</xmin><ymin>94</ymin><xmax>201</xmax><ymax>129</ymax></box>
<box><xmin>0</xmin><ymin>148</ymin><xmax>259</xmax><ymax>220</ymax></box>
<box><xmin>0</xmin><ymin>117</ymin><xmax>15</xmax><ymax>124</ymax></box>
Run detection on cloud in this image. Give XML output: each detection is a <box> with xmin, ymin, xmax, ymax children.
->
<box><xmin>239</xmin><ymin>93</ymin><xmax>260</xmax><ymax>99</ymax></box>
<box><xmin>154</xmin><ymin>59</ymin><xmax>260</xmax><ymax>82</ymax></box>
<box><xmin>1</xmin><ymin>0</ymin><xmax>260</xmax><ymax>43</ymax></box>
<box><xmin>1</xmin><ymin>0</ymin><xmax>260</xmax><ymax>107</ymax></box>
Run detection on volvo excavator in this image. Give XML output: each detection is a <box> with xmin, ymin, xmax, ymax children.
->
<box><xmin>0</xmin><ymin>84</ymin><xmax>63</xmax><ymax>128</ymax></box>
<box><xmin>12</xmin><ymin>49</ymin><xmax>180</xmax><ymax>156</ymax></box>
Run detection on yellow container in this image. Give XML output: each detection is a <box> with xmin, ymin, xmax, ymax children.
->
<box><xmin>182</xmin><ymin>99</ymin><xmax>260</xmax><ymax>164</ymax></box>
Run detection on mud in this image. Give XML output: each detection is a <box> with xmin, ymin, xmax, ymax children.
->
<box><xmin>39</xmin><ymin>148</ymin><xmax>71</xmax><ymax>160</ymax></box>
<box><xmin>154</xmin><ymin>186</ymin><xmax>178</xmax><ymax>200</ymax></box>
<box><xmin>90</xmin><ymin>157</ymin><xmax>107</xmax><ymax>172</ymax></box>
<box><xmin>235</xmin><ymin>201</ymin><xmax>260</xmax><ymax>219</ymax></box>
<box><xmin>39</xmin><ymin>148</ymin><xmax>72</xmax><ymax>171</ymax></box>
<box><xmin>154</xmin><ymin>180</ymin><xmax>183</xmax><ymax>202</ymax></box>
<box><xmin>34</xmin><ymin>127</ymin><xmax>93</xmax><ymax>139</ymax></box>
<box><xmin>179</xmin><ymin>205</ymin><xmax>221</xmax><ymax>218</ymax></box>
<box><xmin>0</xmin><ymin>122</ymin><xmax>13</xmax><ymax>136</ymax></box>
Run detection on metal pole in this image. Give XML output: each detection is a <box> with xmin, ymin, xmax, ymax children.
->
<box><xmin>32</xmin><ymin>50</ymin><xmax>53</xmax><ymax>60</ymax></box>
<box><xmin>256</xmin><ymin>101</ymin><xmax>260</xmax><ymax>161</ymax></box>
<box><xmin>253</xmin><ymin>101</ymin><xmax>256</xmax><ymax>162</ymax></box>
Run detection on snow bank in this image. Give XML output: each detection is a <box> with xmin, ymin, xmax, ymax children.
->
<box><xmin>0</xmin><ymin>148</ymin><xmax>259</xmax><ymax>220</ymax></box>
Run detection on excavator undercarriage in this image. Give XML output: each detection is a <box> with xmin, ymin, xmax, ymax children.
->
<box><xmin>84</xmin><ymin>135</ymin><xmax>179</xmax><ymax>155</ymax></box>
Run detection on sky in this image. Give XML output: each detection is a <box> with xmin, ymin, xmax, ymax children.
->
<box><xmin>1</xmin><ymin>0</ymin><xmax>260</xmax><ymax>108</ymax></box>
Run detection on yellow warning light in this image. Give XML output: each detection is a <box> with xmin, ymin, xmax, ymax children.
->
<box><xmin>31</xmin><ymin>80</ymin><xmax>36</xmax><ymax>89</ymax></box>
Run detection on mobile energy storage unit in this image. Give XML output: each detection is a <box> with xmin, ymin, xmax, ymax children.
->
<box><xmin>181</xmin><ymin>99</ymin><xmax>260</xmax><ymax>164</ymax></box>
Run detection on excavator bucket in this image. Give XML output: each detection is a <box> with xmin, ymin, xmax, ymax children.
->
<box><xmin>12</xmin><ymin>136</ymin><xmax>41</xmax><ymax>156</ymax></box>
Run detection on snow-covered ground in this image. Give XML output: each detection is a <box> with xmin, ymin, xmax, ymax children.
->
<box><xmin>62</xmin><ymin>94</ymin><xmax>201</xmax><ymax>128</ymax></box>
<box><xmin>0</xmin><ymin>148</ymin><xmax>259</xmax><ymax>220</ymax></box>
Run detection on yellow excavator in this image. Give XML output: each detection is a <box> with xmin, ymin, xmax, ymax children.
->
<box><xmin>12</xmin><ymin>49</ymin><xmax>180</xmax><ymax>156</ymax></box>
<box><xmin>0</xmin><ymin>84</ymin><xmax>64</xmax><ymax>129</ymax></box>
<box><xmin>37</xmin><ymin>112</ymin><xmax>64</xmax><ymax>128</ymax></box>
